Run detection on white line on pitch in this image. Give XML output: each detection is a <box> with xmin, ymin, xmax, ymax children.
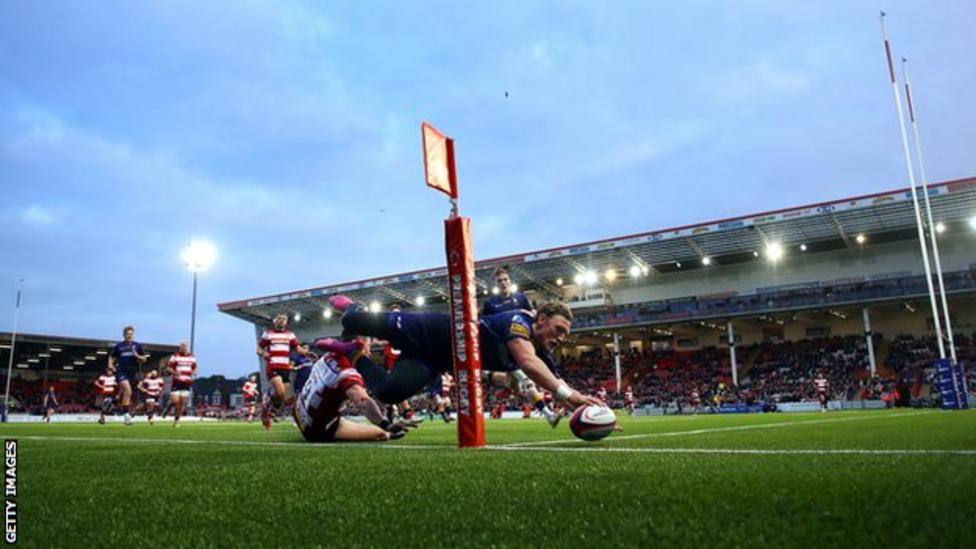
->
<box><xmin>501</xmin><ymin>411</ymin><xmax>926</xmax><ymax>447</ymax></box>
<box><xmin>11</xmin><ymin>434</ymin><xmax>975</xmax><ymax>457</ymax></box>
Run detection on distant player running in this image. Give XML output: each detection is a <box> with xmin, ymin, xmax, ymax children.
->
<box><xmin>319</xmin><ymin>297</ymin><xmax>601</xmax><ymax>410</ymax></box>
<box><xmin>481</xmin><ymin>266</ymin><xmax>561</xmax><ymax>427</ymax></box>
<box><xmin>94</xmin><ymin>367</ymin><xmax>117</xmax><ymax>425</ymax></box>
<box><xmin>108</xmin><ymin>325</ymin><xmax>149</xmax><ymax>425</ymax></box>
<box><xmin>137</xmin><ymin>369</ymin><xmax>164</xmax><ymax>425</ymax></box>
<box><xmin>166</xmin><ymin>341</ymin><xmax>197</xmax><ymax>427</ymax></box>
<box><xmin>241</xmin><ymin>375</ymin><xmax>259</xmax><ymax>422</ymax></box>
<box><xmin>43</xmin><ymin>386</ymin><xmax>59</xmax><ymax>423</ymax></box>
<box><xmin>814</xmin><ymin>372</ymin><xmax>830</xmax><ymax>413</ymax></box>
<box><xmin>257</xmin><ymin>313</ymin><xmax>308</xmax><ymax>430</ymax></box>
<box><xmin>433</xmin><ymin>372</ymin><xmax>453</xmax><ymax>423</ymax></box>
<box><xmin>624</xmin><ymin>387</ymin><xmax>636</xmax><ymax>415</ymax></box>
<box><xmin>292</xmin><ymin>342</ymin><xmax>419</xmax><ymax>443</ymax></box>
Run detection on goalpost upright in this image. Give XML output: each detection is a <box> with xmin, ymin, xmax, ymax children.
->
<box><xmin>421</xmin><ymin>122</ymin><xmax>486</xmax><ymax>447</ymax></box>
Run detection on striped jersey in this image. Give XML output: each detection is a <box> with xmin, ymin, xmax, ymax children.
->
<box><xmin>259</xmin><ymin>329</ymin><xmax>299</xmax><ymax>371</ymax></box>
<box><xmin>814</xmin><ymin>377</ymin><xmax>829</xmax><ymax>394</ymax></box>
<box><xmin>242</xmin><ymin>380</ymin><xmax>258</xmax><ymax>398</ymax></box>
<box><xmin>440</xmin><ymin>373</ymin><xmax>453</xmax><ymax>397</ymax></box>
<box><xmin>293</xmin><ymin>354</ymin><xmax>364</xmax><ymax>435</ymax></box>
<box><xmin>96</xmin><ymin>374</ymin><xmax>117</xmax><ymax>396</ymax></box>
<box><xmin>141</xmin><ymin>376</ymin><xmax>164</xmax><ymax>397</ymax></box>
<box><xmin>624</xmin><ymin>389</ymin><xmax>634</xmax><ymax>403</ymax></box>
<box><xmin>168</xmin><ymin>353</ymin><xmax>198</xmax><ymax>384</ymax></box>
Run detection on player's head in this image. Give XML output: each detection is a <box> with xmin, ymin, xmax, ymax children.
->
<box><xmin>532</xmin><ymin>301</ymin><xmax>573</xmax><ymax>353</ymax></box>
<box><xmin>123</xmin><ymin>325</ymin><xmax>134</xmax><ymax>341</ymax></box>
<box><xmin>179</xmin><ymin>340</ymin><xmax>190</xmax><ymax>354</ymax></box>
<box><xmin>249</xmin><ymin>374</ymin><xmax>257</xmax><ymax>382</ymax></box>
<box><xmin>493</xmin><ymin>266</ymin><xmax>512</xmax><ymax>296</ymax></box>
<box><xmin>274</xmin><ymin>313</ymin><xmax>288</xmax><ymax>330</ymax></box>
<box><xmin>105</xmin><ymin>365</ymin><xmax>115</xmax><ymax>375</ymax></box>
<box><xmin>148</xmin><ymin>369</ymin><xmax>158</xmax><ymax>378</ymax></box>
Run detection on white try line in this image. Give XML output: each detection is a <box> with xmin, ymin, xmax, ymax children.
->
<box><xmin>9</xmin><ymin>434</ymin><xmax>976</xmax><ymax>457</ymax></box>
<box><xmin>502</xmin><ymin>411</ymin><xmax>928</xmax><ymax>447</ymax></box>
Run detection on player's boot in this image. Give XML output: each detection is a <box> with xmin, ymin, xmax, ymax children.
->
<box><xmin>313</xmin><ymin>338</ymin><xmax>367</xmax><ymax>359</ymax></box>
<box><xmin>123</xmin><ymin>412</ymin><xmax>133</xmax><ymax>426</ymax></box>
<box><xmin>328</xmin><ymin>295</ymin><xmax>357</xmax><ymax>313</ymax></box>
<box><xmin>543</xmin><ymin>407</ymin><xmax>562</xmax><ymax>428</ymax></box>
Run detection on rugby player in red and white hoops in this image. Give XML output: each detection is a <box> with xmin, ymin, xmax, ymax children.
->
<box><xmin>434</xmin><ymin>372</ymin><xmax>453</xmax><ymax>423</ymax></box>
<box><xmin>624</xmin><ymin>387</ymin><xmax>636</xmax><ymax>415</ymax></box>
<box><xmin>257</xmin><ymin>313</ymin><xmax>308</xmax><ymax>430</ymax></box>
<box><xmin>292</xmin><ymin>339</ymin><xmax>419</xmax><ymax>443</ymax></box>
<box><xmin>137</xmin><ymin>369</ymin><xmax>164</xmax><ymax>425</ymax></box>
<box><xmin>94</xmin><ymin>367</ymin><xmax>117</xmax><ymax>425</ymax></box>
<box><xmin>814</xmin><ymin>371</ymin><xmax>830</xmax><ymax>413</ymax></box>
<box><xmin>241</xmin><ymin>375</ymin><xmax>259</xmax><ymax>422</ymax></box>
<box><xmin>167</xmin><ymin>341</ymin><xmax>197</xmax><ymax>428</ymax></box>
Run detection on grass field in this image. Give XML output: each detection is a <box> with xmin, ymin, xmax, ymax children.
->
<box><xmin>3</xmin><ymin>409</ymin><xmax>975</xmax><ymax>548</ymax></box>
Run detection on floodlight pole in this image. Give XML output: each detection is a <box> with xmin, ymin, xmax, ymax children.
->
<box><xmin>612</xmin><ymin>332</ymin><xmax>622</xmax><ymax>393</ymax></box>
<box><xmin>3</xmin><ymin>280</ymin><xmax>24</xmax><ymax>423</ymax></box>
<box><xmin>863</xmin><ymin>308</ymin><xmax>877</xmax><ymax>377</ymax></box>
<box><xmin>190</xmin><ymin>271</ymin><xmax>198</xmax><ymax>354</ymax></box>
<box><xmin>727</xmin><ymin>320</ymin><xmax>738</xmax><ymax>387</ymax></box>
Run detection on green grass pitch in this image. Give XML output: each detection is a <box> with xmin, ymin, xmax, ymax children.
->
<box><xmin>3</xmin><ymin>409</ymin><xmax>975</xmax><ymax>548</ymax></box>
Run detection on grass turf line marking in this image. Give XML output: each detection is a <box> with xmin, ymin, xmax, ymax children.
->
<box><xmin>12</xmin><ymin>435</ymin><xmax>976</xmax><ymax>457</ymax></box>
<box><xmin>502</xmin><ymin>411</ymin><xmax>926</xmax><ymax>447</ymax></box>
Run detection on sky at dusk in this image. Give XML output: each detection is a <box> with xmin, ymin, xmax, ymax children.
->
<box><xmin>2</xmin><ymin>1</ymin><xmax>974</xmax><ymax>378</ymax></box>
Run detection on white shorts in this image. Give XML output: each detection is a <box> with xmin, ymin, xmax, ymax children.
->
<box><xmin>171</xmin><ymin>390</ymin><xmax>190</xmax><ymax>398</ymax></box>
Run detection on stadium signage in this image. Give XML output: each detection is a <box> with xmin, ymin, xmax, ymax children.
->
<box><xmin>3</xmin><ymin>439</ymin><xmax>15</xmax><ymax>544</ymax></box>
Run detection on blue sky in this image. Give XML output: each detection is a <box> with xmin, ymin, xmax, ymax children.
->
<box><xmin>2</xmin><ymin>1</ymin><xmax>974</xmax><ymax>379</ymax></box>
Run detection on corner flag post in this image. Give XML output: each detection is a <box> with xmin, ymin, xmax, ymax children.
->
<box><xmin>422</xmin><ymin>122</ymin><xmax>486</xmax><ymax>448</ymax></box>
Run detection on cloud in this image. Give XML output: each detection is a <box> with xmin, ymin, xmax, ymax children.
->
<box><xmin>709</xmin><ymin>60</ymin><xmax>813</xmax><ymax>104</ymax></box>
<box><xmin>21</xmin><ymin>205</ymin><xmax>56</xmax><ymax>226</ymax></box>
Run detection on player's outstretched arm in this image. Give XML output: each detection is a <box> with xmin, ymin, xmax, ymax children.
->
<box><xmin>507</xmin><ymin>339</ymin><xmax>602</xmax><ymax>408</ymax></box>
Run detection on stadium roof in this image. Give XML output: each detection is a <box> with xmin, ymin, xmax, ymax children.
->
<box><xmin>0</xmin><ymin>332</ymin><xmax>179</xmax><ymax>376</ymax></box>
<box><xmin>218</xmin><ymin>176</ymin><xmax>976</xmax><ymax>324</ymax></box>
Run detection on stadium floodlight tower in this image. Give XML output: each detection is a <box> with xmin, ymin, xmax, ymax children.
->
<box><xmin>421</xmin><ymin>122</ymin><xmax>485</xmax><ymax>448</ymax></box>
<box><xmin>182</xmin><ymin>240</ymin><xmax>217</xmax><ymax>354</ymax></box>
<box><xmin>2</xmin><ymin>279</ymin><xmax>24</xmax><ymax>423</ymax></box>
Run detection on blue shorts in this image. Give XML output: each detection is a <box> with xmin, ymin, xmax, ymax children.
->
<box><xmin>363</xmin><ymin>312</ymin><xmax>453</xmax><ymax>374</ymax></box>
<box><xmin>115</xmin><ymin>369</ymin><xmax>134</xmax><ymax>383</ymax></box>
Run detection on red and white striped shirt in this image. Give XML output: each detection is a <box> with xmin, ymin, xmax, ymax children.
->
<box><xmin>294</xmin><ymin>354</ymin><xmax>364</xmax><ymax>434</ymax></box>
<box><xmin>95</xmin><ymin>374</ymin><xmax>117</xmax><ymax>396</ymax></box>
<box><xmin>142</xmin><ymin>376</ymin><xmax>164</xmax><ymax>398</ymax></box>
<box><xmin>242</xmin><ymin>380</ymin><xmax>258</xmax><ymax>398</ymax></box>
<box><xmin>259</xmin><ymin>329</ymin><xmax>299</xmax><ymax>371</ymax></box>
<box><xmin>440</xmin><ymin>373</ymin><xmax>453</xmax><ymax>397</ymax></box>
<box><xmin>814</xmin><ymin>378</ymin><xmax>830</xmax><ymax>394</ymax></box>
<box><xmin>168</xmin><ymin>353</ymin><xmax>198</xmax><ymax>385</ymax></box>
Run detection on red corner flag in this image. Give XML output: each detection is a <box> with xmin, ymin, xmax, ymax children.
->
<box><xmin>422</xmin><ymin>122</ymin><xmax>458</xmax><ymax>199</ymax></box>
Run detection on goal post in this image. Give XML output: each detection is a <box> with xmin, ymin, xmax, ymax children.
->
<box><xmin>422</xmin><ymin>122</ymin><xmax>486</xmax><ymax>448</ymax></box>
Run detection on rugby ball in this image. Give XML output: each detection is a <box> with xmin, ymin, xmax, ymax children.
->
<box><xmin>569</xmin><ymin>404</ymin><xmax>617</xmax><ymax>441</ymax></box>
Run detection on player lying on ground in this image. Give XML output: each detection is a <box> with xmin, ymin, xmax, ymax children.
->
<box><xmin>292</xmin><ymin>341</ymin><xmax>419</xmax><ymax>442</ymax></box>
<box><xmin>319</xmin><ymin>297</ymin><xmax>601</xmax><ymax>410</ymax></box>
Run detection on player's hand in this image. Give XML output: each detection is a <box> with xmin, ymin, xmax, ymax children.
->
<box><xmin>568</xmin><ymin>392</ymin><xmax>604</xmax><ymax>408</ymax></box>
<box><xmin>386</xmin><ymin>419</ymin><xmax>422</xmax><ymax>434</ymax></box>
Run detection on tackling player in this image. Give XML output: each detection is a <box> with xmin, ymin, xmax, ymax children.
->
<box><xmin>167</xmin><ymin>341</ymin><xmax>197</xmax><ymax>427</ymax></box>
<box><xmin>292</xmin><ymin>341</ymin><xmax>418</xmax><ymax>443</ymax></box>
<box><xmin>242</xmin><ymin>375</ymin><xmax>259</xmax><ymax>422</ymax></box>
<box><xmin>256</xmin><ymin>313</ymin><xmax>308</xmax><ymax>430</ymax></box>
<box><xmin>319</xmin><ymin>296</ymin><xmax>601</xmax><ymax>410</ymax></box>
<box><xmin>108</xmin><ymin>325</ymin><xmax>149</xmax><ymax>426</ymax></box>
<box><xmin>137</xmin><ymin>369</ymin><xmax>164</xmax><ymax>425</ymax></box>
<box><xmin>94</xmin><ymin>367</ymin><xmax>117</xmax><ymax>425</ymax></box>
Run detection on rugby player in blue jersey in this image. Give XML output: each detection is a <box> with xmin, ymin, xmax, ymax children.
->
<box><xmin>317</xmin><ymin>297</ymin><xmax>601</xmax><ymax>410</ymax></box>
<box><xmin>108</xmin><ymin>325</ymin><xmax>149</xmax><ymax>425</ymax></box>
<box><xmin>481</xmin><ymin>266</ymin><xmax>562</xmax><ymax>427</ymax></box>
